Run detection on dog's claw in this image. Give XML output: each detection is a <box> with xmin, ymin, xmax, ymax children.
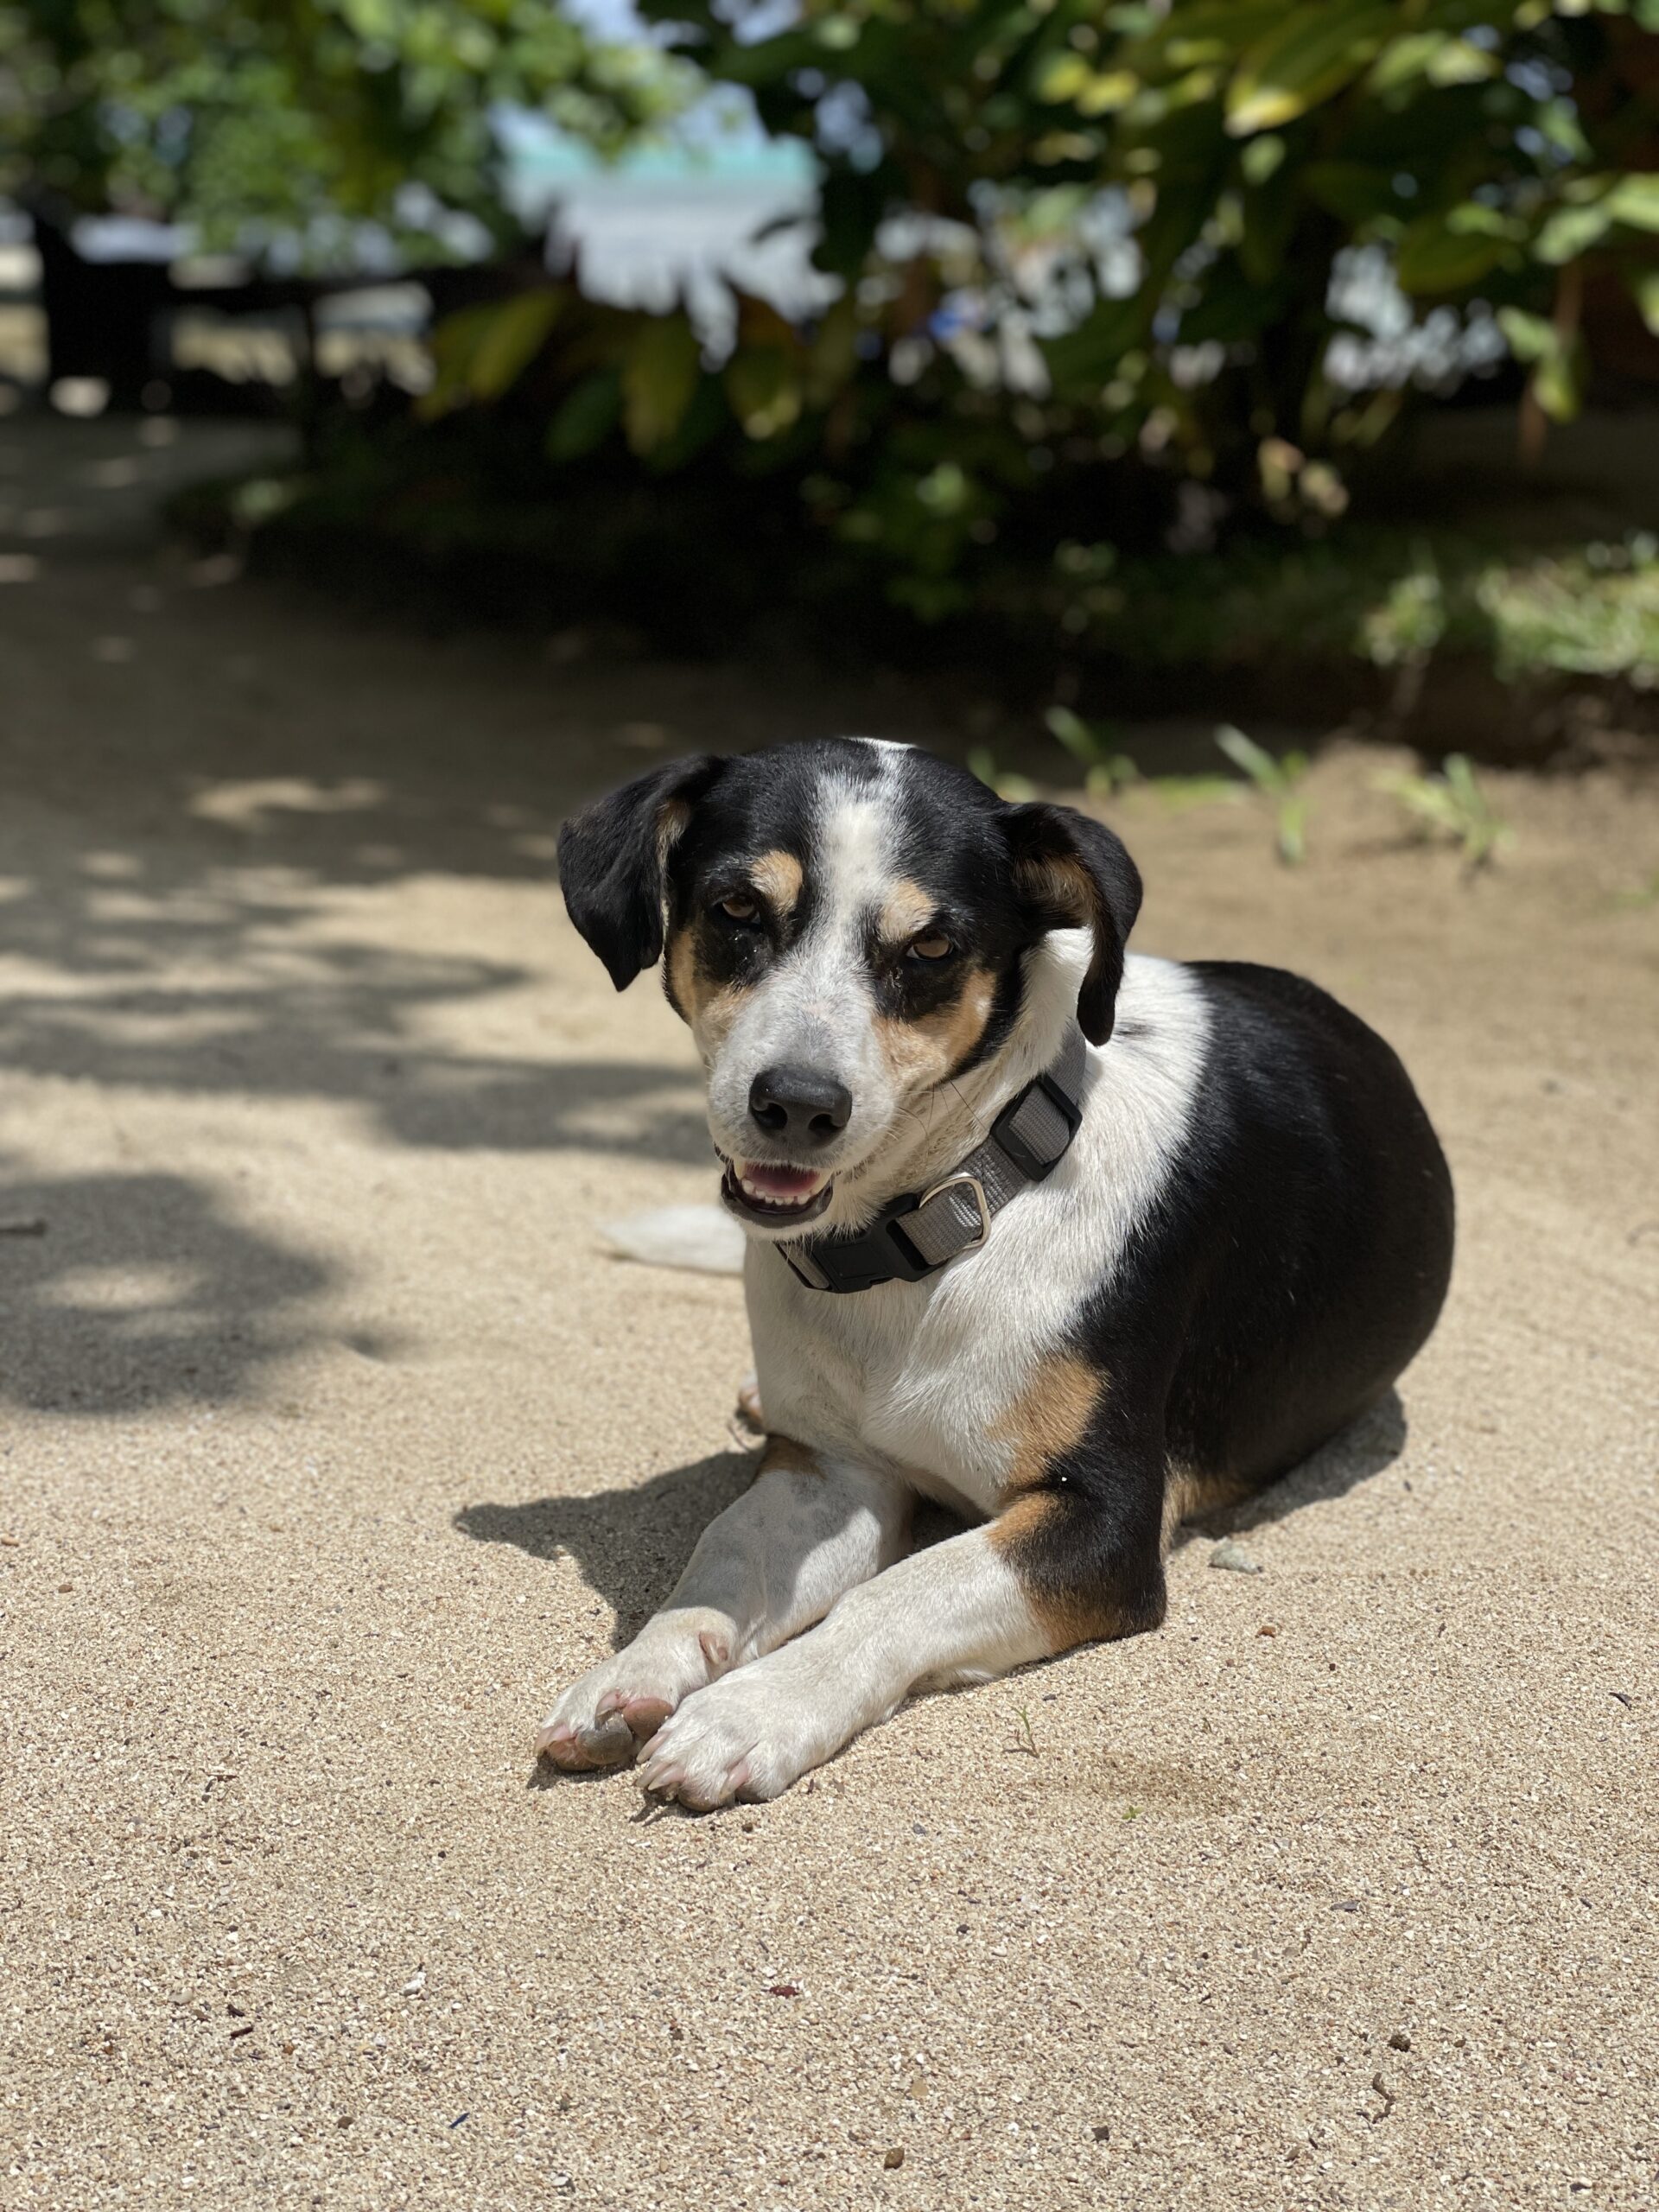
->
<box><xmin>537</xmin><ymin>1721</ymin><xmax>597</xmax><ymax>1770</ymax></box>
<box><xmin>623</xmin><ymin>1694</ymin><xmax>673</xmax><ymax>1738</ymax></box>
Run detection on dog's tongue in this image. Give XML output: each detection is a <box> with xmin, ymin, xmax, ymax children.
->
<box><xmin>741</xmin><ymin>1162</ymin><xmax>824</xmax><ymax>1199</ymax></box>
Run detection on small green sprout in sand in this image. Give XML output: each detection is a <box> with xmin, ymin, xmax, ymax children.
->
<box><xmin>1044</xmin><ymin>706</ymin><xmax>1140</xmax><ymax>798</ymax></box>
<box><xmin>1215</xmin><ymin>724</ymin><xmax>1312</xmax><ymax>865</ymax></box>
<box><xmin>1374</xmin><ymin>753</ymin><xmax>1510</xmax><ymax>874</ymax></box>
<box><xmin>1011</xmin><ymin>1705</ymin><xmax>1039</xmax><ymax>1757</ymax></box>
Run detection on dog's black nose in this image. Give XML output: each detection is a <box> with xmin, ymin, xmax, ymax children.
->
<box><xmin>748</xmin><ymin>1065</ymin><xmax>853</xmax><ymax>1147</ymax></box>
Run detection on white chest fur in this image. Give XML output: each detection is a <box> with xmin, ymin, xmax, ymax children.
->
<box><xmin>745</xmin><ymin>957</ymin><xmax>1209</xmax><ymax>1517</ymax></box>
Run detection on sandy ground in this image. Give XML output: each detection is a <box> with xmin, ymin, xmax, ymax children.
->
<box><xmin>1</xmin><ymin>415</ymin><xmax>1656</xmax><ymax>2212</ymax></box>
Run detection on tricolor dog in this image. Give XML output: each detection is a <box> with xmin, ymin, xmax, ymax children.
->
<box><xmin>545</xmin><ymin>738</ymin><xmax>1453</xmax><ymax>1806</ymax></box>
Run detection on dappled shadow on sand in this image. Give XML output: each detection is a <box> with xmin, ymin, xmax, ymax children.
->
<box><xmin>0</xmin><ymin>1166</ymin><xmax>335</xmax><ymax>1414</ymax></box>
<box><xmin>0</xmin><ymin>791</ymin><xmax>709</xmax><ymax>1415</ymax></box>
<box><xmin>0</xmin><ymin>841</ymin><xmax>709</xmax><ymax>1162</ymax></box>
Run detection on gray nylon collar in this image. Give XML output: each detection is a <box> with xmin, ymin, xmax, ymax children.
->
<box><xmin>782</xmin><ymin>1025</ymin><xmax>1089</xmax><ymax>1294</ymax></box>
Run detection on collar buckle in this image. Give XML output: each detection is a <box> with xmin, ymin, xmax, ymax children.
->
<box><xmin>913</xmin><ymin>1170</ymin><xmax>991</xmax><ymax>1252</ymax></box>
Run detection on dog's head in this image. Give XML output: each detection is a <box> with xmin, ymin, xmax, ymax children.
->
<box><xmin>558</xmin><ymin>739</ymin><xmax>1141</xmax><ymax>1238</ymax></box>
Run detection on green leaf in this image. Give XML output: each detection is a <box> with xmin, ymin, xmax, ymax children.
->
<box><xmin>1042</xmin><ymin>290</ymin><xmax>1154</xmax><ymax>390</ymax></box>
<box><xmin>466</xmin><ymin>289</ymin><xmax>563</xmax><ymax>403</ymax></box>
<box><xmin>1366</xmin><ymin>31</ymin><xmax>1454</xmax><ymax>98</ymax></box>
<box><xmin>1225</xmin><ymin>3</ymin><xmax>1397</xmax><ymax>137</ymax></box>
<box><xmin>545</xmin><ymin>369</ymin><xmax>622</xmax><ymax>462</ymax></box>
<box><xmin>1533</xmin><ymin>340</ymin><xmax>1583</xmax><ymax>424</ymax></box>
<box><xmin>1037</xmin><ymin>54</ymin><xmax>1091</xmax><ymax>104</ymax></box>
<box><xmin>1077</xmin><ymin>69</ymin><xmax>1141</xmax><ymax>118</ymax></box>
<box><xmin>1301</xmin><ymin>162</ymin><xmax>1398</xmax><ymax>225</ymax></box>
<box><xmin>1427</xmin><ymin>40</ymin><xmax>1500</xmax><ymax>90</ymax></box>
<box><xmin>1535</xmin><ymin>201</ymin><xmax>1614</xmax><ymax>265</ymax></box>
<box><xmin>1495</xmin><ymin>307</ymin><xmax>1552</xmax><ymax>364</ymax></box>
<box><xmin>1239</xmin><ymin>166</ymin><xmax>1300</xmax><ymax>288</ymax></box>
<box><xmin>1395</xmin><ymin>213</ymin><xmax>1509</xmax><ymax>295</ymax></box>
<box><xmin>1606</xmin><ymin>175</ymin><xmax>1659</xmax><ymax>235</ymax></box>
<box><xmin>1179</xmin><ymin>258</ymin><xmax>1286</xmax><ymax>342</ymax></box>
<box><xmin>622</xmin><ymin>316</ymin><xmax>702</xmax><ymax>455</ymax></box>
<box><xmin>1216</xmin><ymin>723</ymin><xmax>1287</xmax><ymax>791</ymax></box>
<box><xmin>1630</xmin><ymin>270</ymin><xmax>1659</xmax><ymax>338</ymax></box>
<box><xmin>724</xmin><ymin>346</ymin><xmax>803</xmax><ymax>441</ymax></box>
<box><xmin>1367</xmin><ymin>29</ymin><xmax>1497</xmax><ymax>98</ymax></box>
<box><xmin>1239</xmin><ymin>133</ymin><xmax>1286</xmax><ymax>186</ymax></box>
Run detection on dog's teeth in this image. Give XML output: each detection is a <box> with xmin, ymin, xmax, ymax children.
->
<box><xmin>731</xmin><ymin>1167</ymin><xmax>828</xmax><ymax>1215</ymax></box>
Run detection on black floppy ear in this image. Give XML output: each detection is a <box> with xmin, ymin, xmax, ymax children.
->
<box><xmin>1003</xmin><ymin>802</ymin><xmax>1143</xmax><ymax>1045</ymax></box>
<box><xmin>557</xmin><ymin>754</ymin><xmax>723</xmax><ymax>990</ymax></box>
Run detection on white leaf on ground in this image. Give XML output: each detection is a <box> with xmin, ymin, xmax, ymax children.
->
<box><xmin>1209</xmin><ymin>1537</ymin><xmax>1263</xmax><ymax>1574</ymax></box>
<box><xmin>599</xmin><ymin>1204</ymin><xmax>746</xmax><ymax>1276</ymax></box>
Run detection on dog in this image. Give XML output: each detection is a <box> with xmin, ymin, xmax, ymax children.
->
<box><xmin>543</xmin><ymin>738</ymin><xmax>1453</xmax><ymax>1806</ymax></box>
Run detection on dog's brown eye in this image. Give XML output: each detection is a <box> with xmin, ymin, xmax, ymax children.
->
<box><xmin>909</xmin><ymin>931</ymin><xmax>953</xmax><ymax>961</ymax></box>
<box><xmin>717</xmin><ymin>893</ymin><xmax>759</xmax><ymax>922</ymax></box>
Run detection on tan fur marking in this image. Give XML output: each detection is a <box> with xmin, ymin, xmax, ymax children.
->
<box><xmin>1161</xmin><ymin>1463</ymin><xmax>1250</xmax><ymax>1553</ymax></box>
<box><xmin>759</xmin><ymin>1433</ymin><xmax>821</xmax><ymax>1478</ymax></box>
<box><xmin>992</xmin><ymin>1354</ymin><xmax>1105</xmax><ymax>1493</ymax></box>
<box><xmin>665</xmin><ymin>921</ymin><xmax>751</xmax><ymax>1051</ymax></box>
<box><xmin>656</xmin><ymin>797</ymin><xmax>694</xmax><ymax>873</ymax></box>
<box><xmin>879</xmin><ymin>877</ymin><xmax>937</xmax><ymax>943</ymax></box>
<box><xmin>873</xmin><ymin>966</ymin><xmax>996</xmax><ymax>1094</ymax></box>
<box><xmin>989</xmin><ymin>1492</ymin><xmax>1137</xmax><ymax>1651</ymax></box>
<box><xmin>665</xmin><ymin>924</ymin><xmax>698</xmax><ymax>1021</ymax></box>
<box><xmin>750</xmin><ymin>849</ymin><xmax>804</xmax><ymax>916</ymax></box>
<box><xmin>1014</xmin><ymin>852</ymin><xmax>1095</xmax><ymax>926</ymax></box>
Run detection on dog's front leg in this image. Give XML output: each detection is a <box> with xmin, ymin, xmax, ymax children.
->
<box><xmin>537</xmin><ymin>1441</ymin><xmax>908</xmax><ymax>1770</ymax></box>
<box><xmin>637</xmin><ymin>1488</ymin><xmax>1165</xmax><ymax>1808</ymax></box>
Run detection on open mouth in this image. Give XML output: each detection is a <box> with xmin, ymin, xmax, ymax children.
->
<box><xmin>719</xmin><ymin>1156</ymin><xmax>835</xmax><ymax>1230</ymax></box>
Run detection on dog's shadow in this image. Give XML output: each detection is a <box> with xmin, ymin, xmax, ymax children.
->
<box><xmin>456</xmin><ymin>1389</ymin><xmax>1408</xmax><ymax>1639</ymax></box>
<box><xmin>455</xmin><ymin>1448</ymin><xmax>760</xmax><ymax>1649</ymax></box>
<box><xmin>1171</xmin><ymin>1387</ymin><xmax>1409</xmax><ymax>1552</ymax></box>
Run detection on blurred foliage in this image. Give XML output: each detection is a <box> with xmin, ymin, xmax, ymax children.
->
<box><xmin>0</xmin><ymin>1</ymin><xmax>685</xmax><ymax>264</ymax></box>
<box><xmin>32</xmin><ymin>0</ymin><xmax>1659</xmax><ymax>689</ymax></box>
<box><xmin>1215</xmin><ymin>722</ymin><xmax>1312</xmax><ymax>861</ymax></box>
<box><xmin>401</xmin><ymin>0</ymin><xmax>1659</xmax><ymax>632</ymax></box>
<box><xmin>1044</xmin><ymin>704</ymin><xmax>1141</xmax><ymax>793</ymax></box>
<box><xmin>1074</xmin><ymin>524</ymin><xmax>1659</xmax><ymax>682</ymax></box>
<box><xmin>1374</xmin><ymin>752</ymin><xmax>1512</xmax><ymax>866</ymax></box>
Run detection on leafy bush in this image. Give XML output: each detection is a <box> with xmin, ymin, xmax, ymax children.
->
<box><xmin>0</xmin><ymin>1</ymin><xmax>683</xmax><ymax>264</ymax></box>
<box><xmin>403</xmin><ymin>0</ymin><xmax>1659</xmax><ymax>631</ymax></box>
<box><xmin>63</xmin><ymin>0</ymin><xmax>1659</xmax><ymax>700</ymax></box>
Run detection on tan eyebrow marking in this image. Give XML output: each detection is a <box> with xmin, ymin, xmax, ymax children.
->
<box><xmin>749</xmin><ymin>849</ymin><xmax>804</xmax><ymax>915</ymax></box>
<box><xmin>878</xmin><ymin>877</ymin><xmax>938</xmax><ymax>943</ymax></box>
<box><xmin>665</xmin><ymin>922</ymin><xmax>752</xmax><ymax>1054</ymax></box>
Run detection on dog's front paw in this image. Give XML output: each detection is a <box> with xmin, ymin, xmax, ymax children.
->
<box><xmin>636</xmin><ymin>1659</ymin><xmax>842</xmax><ymax>1809</ymax></box>
<box><xmin>537</xmin><ymin>1611</ymin><xmax>734</xmax><ymax>1772</ymax></box>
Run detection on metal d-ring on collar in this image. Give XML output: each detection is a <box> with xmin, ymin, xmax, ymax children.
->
<box><xmin>780</xmin><ymin>1024</ymin><xmax>1089</xmax><ymax>1295</ymax></box>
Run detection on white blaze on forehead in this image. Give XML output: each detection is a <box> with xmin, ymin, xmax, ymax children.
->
<box><xmin>812</xmin><ymin>765</ymin><xmax>898</xmax><ymax>940</ymax></box>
